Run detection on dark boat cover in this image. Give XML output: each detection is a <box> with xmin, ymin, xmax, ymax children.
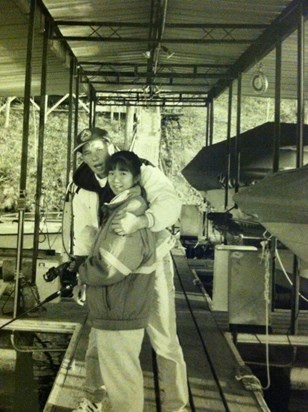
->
<box><xmin>233</xmin><ymin>164</ymin><xmax>308</xmax><ymax>225</ymax></box>
<box><xmin>182</xmin><ymin>122</ymin><xmax>308</xmax><ymax>191</ymax></box>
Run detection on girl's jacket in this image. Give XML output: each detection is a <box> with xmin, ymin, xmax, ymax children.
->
<box><xmin>78</xmin><ymin>186</ymin><xmax>156</xmax><ymax>330</ymax></box>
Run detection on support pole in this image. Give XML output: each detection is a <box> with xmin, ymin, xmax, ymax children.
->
<box><xmin>124</xmin><ymin>106</ymin><xmax>135</xmax><ymax>149</ymax></box>
<box><xmin>234</xmin><ymin>74</ymin><xmax>242</xmax><ymax>194</ymax></box>
<box><xmin>291</xmin><ymin>2</ymin><xmax>305</xmax><ymax>335</ymax></box>
<box><xmin>89</xmin><ymin>85</ymin><xmax>96</xmax><ymax>128</ymax></box>
<box><xmin>224</xmin><ymin>82</ymin><xmax>233</xmax><ymax>210</ymax></box>
<box><xmin>31</xmin><ymin>18</ymin><xmax>49</xmax><ymax>284</ymax></box>
<box><xmin>205</xmin><ymin>103</ymin><xmax>210</xmax><ymax>147</ymax></box>
<box><xmin>271</xmin><ymin>40</ymin><xmax>282</xmax><ymax>311</ymax></box>
<box><xmin>14</xmin><ymin>0</ymin><xmax>36</xmax><ymax>317</ymax></box>
<box><xmin>13</xmin><ymin>3</ymin><xmax>40</xmax><ymax>411</ymax></box>
<box><xmin>66</xmin><ymin>58</ymin><xmax>75</xmax><ymax>186</ymax></box>
<box><xmin>92</xmin><ymin>89</ymin><xmax>97</xmax><ymax>128</ymax></box>
<box><xmin>73</xmin><ymin>66</ymin><xmax>80</xmax><ymax>172</ymax></box>
<box><xmin>209</xmin><ymin>100</ymin><xmax>214</xmax><ymax>145</ymax></box>
<box><xmin>273</xmin><ymin>41</ymin><xmax>282</xmax><ymax>174</ymax></box>
<box><xmin>4</xmin><ymin>97</ymin><xmax>16</xmax><ymax>128</ymax></box>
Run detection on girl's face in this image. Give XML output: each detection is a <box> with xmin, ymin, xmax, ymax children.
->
<box><xmin>108</xmin><ymin>166</ymin><xmax>139</xmax><ymax>195</ymax></box>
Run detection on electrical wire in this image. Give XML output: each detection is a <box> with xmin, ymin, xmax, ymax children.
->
<box><xmin>31</xmin><ymin>199</ymin><xmax>62</xmax><ymax>252</ymax></box>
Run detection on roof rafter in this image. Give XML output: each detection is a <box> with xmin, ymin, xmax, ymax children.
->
<box><xmin>208</xmin><ymin>0</ymin><xmax>308</xmax><ymax>100</ymax></box>
<box><xmin>78</xmin><ymin>62</ymin><xmax>231</xmax><ymax>68</ymax></box>
<box><xmin>80</xmin><ymin>79</ymin><xmax>212</xmax><ymax>88</ymax></box>
<box><xmin>82</xmin><ymin>70</ymin><xmax>231</xmax><ymax>79</ymax></box>
<box><xmin>55</xmin><ymin>20</ymin><xmax>270</xmax><ymax>30</ymax></box>
<box><xmin>51</xmin><ymin>35</ymin><xmax>257</xmax><ymax>44</ymax></box>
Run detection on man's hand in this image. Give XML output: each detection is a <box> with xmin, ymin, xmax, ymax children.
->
<box><xmin>111</xmin><ymin>211</ymin><xmax>148</xmax><ymax>235</ymax></box>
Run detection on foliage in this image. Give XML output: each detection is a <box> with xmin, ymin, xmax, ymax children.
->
<box><xmin>0</xmin><ymin>105</ymin><xmax>125</xmax><ymax>213</ymax></box>
<box><xmin>0</xmin><ymin>95</ymin><xmax>302</xmax><ymax>213</ymax></box>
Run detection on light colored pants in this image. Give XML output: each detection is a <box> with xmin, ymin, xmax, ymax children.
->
<box><xmin>83</xmin><ymin>254</ymin><xmax>189</xmax><ymax>412</ymax></box>
<box><xmin>85</xmin><ymin>328</ymin><xmax>144</xmax><ymax>412</ymax></box>
<box><xmin>146</xmin><ymin>255</ymin><xmax>188</xmax><ymax>411</ymax></box>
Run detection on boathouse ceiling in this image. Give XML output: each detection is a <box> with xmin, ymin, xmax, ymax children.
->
<box><xmin>0</xmin><ymin>0</ymin><xmax>307</xmax><ymax>105</ymax></box>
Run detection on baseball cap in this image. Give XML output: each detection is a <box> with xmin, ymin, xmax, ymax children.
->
<box><xmin>74</xmin><ymin>127</ymin><xmax>111</xmax><ymax>153</ymax></box>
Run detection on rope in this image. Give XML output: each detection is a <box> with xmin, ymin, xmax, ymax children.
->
<box><xmin>260</xmin><ymin>240</ymin><xmax>271</xmax><ymax>390</ymax></box>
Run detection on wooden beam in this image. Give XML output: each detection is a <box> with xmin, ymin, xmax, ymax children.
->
<box><xmin>234</xmin><ymin>332</ymin><xmax>308</xmax><ymax>347</ymax></box>
<box><xmin>0</xmin><ymin>318</ymin><xmax>78</xmax><ymax>333</ymax></box>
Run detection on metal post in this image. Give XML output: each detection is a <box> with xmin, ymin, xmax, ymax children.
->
<box><xmin>89</xmin><ymin>86</ymin><xmax>93</xmax><ymax>128</ymax></box>
<box><xmin>205</xmin><ymin>102</ymin><xmax>210</xmax><ymax>147</ymax></box>
<box><xmin>234</xmin><ymin>74</ymin><xmax>242</xmax><ymax>193</ymax></box>
<box><xmin>296</xmin><ymin>3</ymin><xmax>304</xmax><ymax>170</ymax></box>
<box><xmin>209</xmin><ymin>100</ymin><xmax>214</xmax><ymax>145</ymax></box>
<box><xmin>66</xmin><ymin>58</ymin><xmax>75</xmax><ymax>187</ymax></box>
<box><xmin>273</xmin><ymin>40</ymin><xmax>282</xmax><ymax>174</ymax></box>
<box><xmin>31</xmin><ymin>18</ymin><xmax>49</xmax><ymax>284</ymax></box>
<box><xmin>89</xmin><ymin>85</ymin><xmax>96</xmax><ymax>128</ymax></box>
<box><xmin>224</xmin><ymin>83</ymin><xmax>233</xmax><ymax>210</ymax></box>
<box><xmin>14</xmin><ymin>0</ymin><xmax>36</xmax><ymax>317</ymax></box>
<box><xmin>93</xmin><ymin>89</ymin><xmax>97</xmax><ymax>128</ymax></box>
<box><xmin>291</xmin><ymin>2</ymin><xmax>305</xmax><ymax>335</ymax></box>
<box><xmin>271</xmin><ymin>40</ymin><xmax>282</xmax><ymax>311</ymax></box>
<box><xmin>73</xmin><ymin>66</ymin><xmax>80</xmax><ymax>172</ymax></box>
<box><xmin>124</xmin><ymin>106</ymin><xmax>135</xmax><ymax>149</ymax></box>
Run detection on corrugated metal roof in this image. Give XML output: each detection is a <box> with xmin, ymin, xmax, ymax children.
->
<box><xmin>0</xmin><ymin>0</ymin><xmax>306</xmax><ymax>104</ymax></box>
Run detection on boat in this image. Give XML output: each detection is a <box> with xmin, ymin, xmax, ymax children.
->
<box><xmin>0</xmin><ymin>212</ymin><xmax>64</xmax><ymax>253</ymax></box>
<box><xmin>182</xmin><ymin>122</ymin><xmax>308</xmax><ymax>191</ymax></box>
<box><xmin>234</xmin><ymin>164</ymin><xmax>308</xmax><ymax>273</ymax></box>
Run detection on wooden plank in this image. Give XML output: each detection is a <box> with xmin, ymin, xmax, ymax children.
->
<box><xmin>236</xmin><ymin>333</ymin><xmax>308</xmax><ymax>346</ymax></box>
<box><xmin>44</xmin><ymin>323</ymin><xmax>159</xmax><ymax>412</ymax></box>
<box><xmin>0</xmin><ymin>318</ymin><xmax>78</xmax><ymax>333</ymax></box>
<box><xmin>175</xmin><ymin>298</ymin><xmax>226</xmax><ymax>411</ymax></box>
<box><xmin>43</xmin><ymin>324</ymin><xmax>97</xmax><ymax>412</ymax></box>
<box><xmin>173</xmin><ymin>253</ymin><xmax>269</xmax><ymax>412</ymax></box>
<box><xmin>212</xmin><ymin>309</ymin><xmax>308</xmax><ymax>335</ymax></box>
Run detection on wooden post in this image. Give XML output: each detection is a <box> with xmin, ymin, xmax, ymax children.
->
<box><xmin>4</xmin><ymin>97</ymin><xmax>16</xmax><ymax>128</ymax></box>
<box><xmin>124</xmin><ymin>106</ymin><xmax>135</xmax><ymax>149</ymax></box>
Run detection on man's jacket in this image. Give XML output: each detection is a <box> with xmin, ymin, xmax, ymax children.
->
<box><xmin>72</xmin><ymin>162</ymin><xmax>181</xmax><ymax>257</ymax></box>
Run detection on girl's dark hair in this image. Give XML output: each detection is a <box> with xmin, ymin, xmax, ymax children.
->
<box><xmin>106</xmin><ymin>150</ymin><xmax>142</xmax><ymax>178</ymax></box>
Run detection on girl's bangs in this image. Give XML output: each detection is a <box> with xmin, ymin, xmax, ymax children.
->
<box><xmin>110</xmin><ymin>158</ymin><xmax>130</xmax><ymax>171</ymax></box>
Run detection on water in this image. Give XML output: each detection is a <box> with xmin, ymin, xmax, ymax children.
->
<box><xmin>0</xmin><ymin>331</ymin><xmax>68</xmax><ymax>412</ymax></box>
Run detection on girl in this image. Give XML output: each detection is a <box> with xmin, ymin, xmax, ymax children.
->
<box><xmin>76</xmin><ymin>150</ymin><xmax>156</xmax><ymax>412</ymax></box>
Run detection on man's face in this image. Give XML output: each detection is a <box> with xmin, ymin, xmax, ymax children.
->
<box><xmin>81</xmin><ymin>139</ymin><xmax>110</xmax><ymax>178</ymax></box>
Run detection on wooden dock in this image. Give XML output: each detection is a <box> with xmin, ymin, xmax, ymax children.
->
<box><xmin>172</xmin><ymin>252</ymin><xmax>269</xmax><ymax>412</ymax></box>
<box><xmin>38</xmin><ymin>249</ymin><xmax>269</xmax><ymax>412</ymax></box>
<box><xmin>0</xmin><ymin>248</ymin><xmax>277</xmax><ymax>411</ymax></box>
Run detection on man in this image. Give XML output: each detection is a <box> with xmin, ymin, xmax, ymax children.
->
<box><xmin>71</xmin><ymin>127</ymin><xmax>189</xmax><ymax>412</ymax></box>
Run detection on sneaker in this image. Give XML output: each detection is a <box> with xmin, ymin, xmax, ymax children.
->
<box><xmin>72</xmin><ymin>398</ymin><xmax>102</xmax><ymax>412</ymax></box>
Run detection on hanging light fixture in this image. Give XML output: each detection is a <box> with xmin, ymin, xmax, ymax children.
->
<box><xmin>251</xmin><ymin>63</ymin><xmax>268</xmax><ymax>94</ymax></box>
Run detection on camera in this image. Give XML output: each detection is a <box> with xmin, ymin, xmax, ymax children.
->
<box><xmin>43</xmin><ymin>261</ymin><xmax>78</xmax><ymax>293</ymax></box>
